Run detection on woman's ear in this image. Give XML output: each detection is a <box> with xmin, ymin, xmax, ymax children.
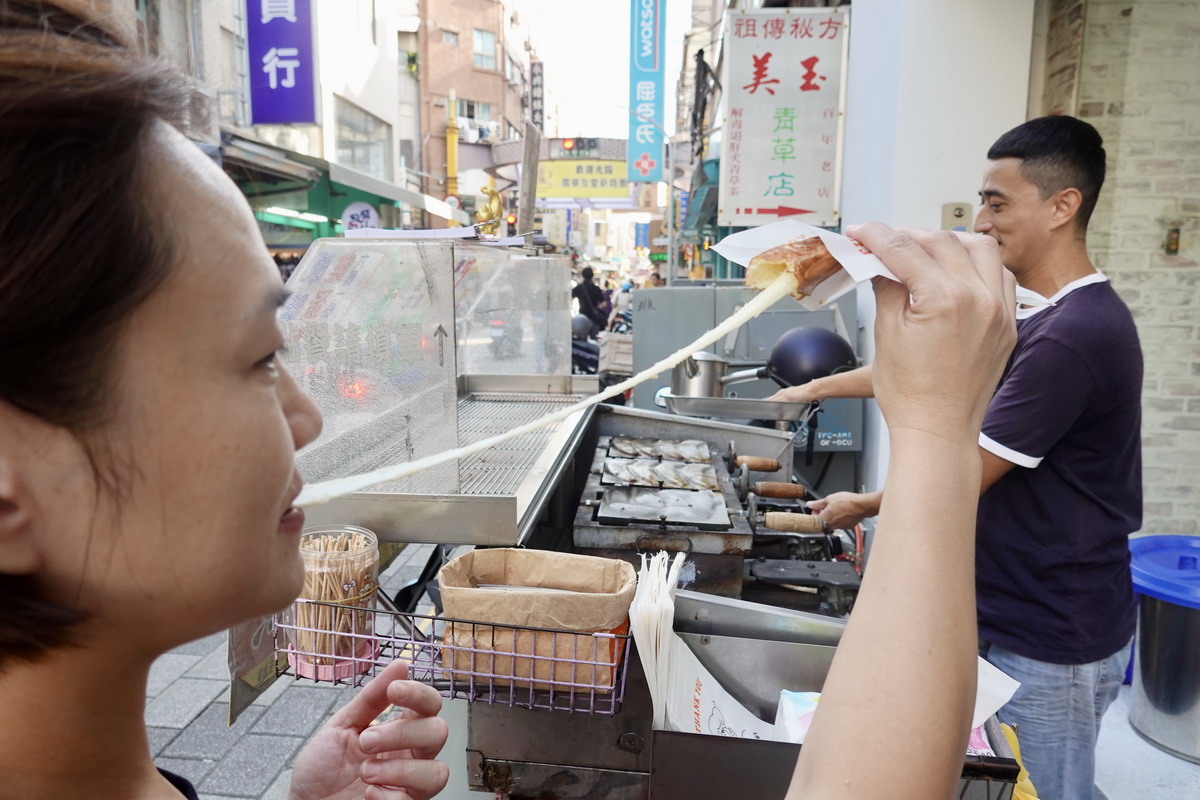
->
<box><xmin>0</xmin><ymin>457</ymin><xmax>40</xmax><ymax>575</ymax></box>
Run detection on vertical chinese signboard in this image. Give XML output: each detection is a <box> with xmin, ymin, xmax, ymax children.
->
<box><xmin>718</xmin><ymin>8</ymin><xmax>848</xmax><ymax>228</ymax></box>
<box><xmin>628</xmin><ymin>0</ymin><xmax>666</xmax><ymax>183</ymax></box>
<box><xmin>246</xmin><ymin>0</ymin><xmax>317</xmax><ymax>125</ymax></box>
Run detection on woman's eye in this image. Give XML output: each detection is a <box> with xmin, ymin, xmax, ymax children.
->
<box><xmin>258</xmin><ymin>347</ymin><xmax>284</xmax><ymax>374</ymax></box>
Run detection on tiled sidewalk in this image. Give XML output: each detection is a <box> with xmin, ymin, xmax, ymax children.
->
<box><xmin>146</xmin><ymin>544</ymin><xmax>438</xmax><ymax>800</ymax></box>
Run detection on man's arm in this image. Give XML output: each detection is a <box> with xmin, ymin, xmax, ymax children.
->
<box><xmin>810</xmin><ymin>448</ymin><xmax>1018</xmax><ymax>528</ymax></box>
<box><xmin>768</xmin><ymin>364</ymin><xmax>874</xmax><ymax>403</ymax></box>
<box><xmin>980</xmin><ymin>448</ymin><xmax>1016</xmax><ymax>493</ymax></box>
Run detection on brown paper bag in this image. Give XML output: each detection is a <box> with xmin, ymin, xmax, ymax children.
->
<box><xmin>437</xmin><ymin>549</ymin><xmax>636</xmax><ymax>693</ymax></box>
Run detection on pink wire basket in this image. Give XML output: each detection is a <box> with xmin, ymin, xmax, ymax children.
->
<box><xmin>273</xmin><ymin>599</ymin><xmax>633</xmax><ymax>715</ymax></box>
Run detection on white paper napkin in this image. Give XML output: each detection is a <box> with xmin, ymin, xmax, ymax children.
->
<box><xmin>712</xmin><ymin>220</ymin><xmax>1050</xmax><ymax>312</ymax></box>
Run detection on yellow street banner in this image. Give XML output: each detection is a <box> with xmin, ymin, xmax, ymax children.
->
<box><xmin>537</xmin><ymin>159</ymin><xmax>630</xmax><ymax>198</ymax></box>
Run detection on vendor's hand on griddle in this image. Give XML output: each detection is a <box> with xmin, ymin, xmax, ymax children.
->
<box><xmin>847</xmin><ymin>224</ymin><xmax>1016</xmax><ymax>441</ymax></box>
<box><xmin>807</xmin><ymin>491</ymin><xmax>877</xmax><ymax>529</ymax></box>
<box><xmin>288</xmin><ymin>659</ymin><xmax>449</xmax><ymax>800</ymax></box>
<box><xmin>766</xmin><ymin>382</ymin><xmax>818</xmax><ymax>404</ymax></box>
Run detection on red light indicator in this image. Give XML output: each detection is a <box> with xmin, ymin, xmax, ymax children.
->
<box><xmin>562</xmin><ymin>138</ymin><xmax>575</xmax><ymax>150</ymax></box>
<box><xmin>338</xmin><ymin>377</ymin><xmax>366</xmax><ymax>401</ymax></box>
<box><xmin>505</xmin><ymin>213</ymin><xmax>517</xmax><ymax>225</ymax></box>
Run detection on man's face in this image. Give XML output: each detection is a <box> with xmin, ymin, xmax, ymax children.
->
<box><xmin>973</xmin><ymin>158</ymin><xmax>1057</xmax><ymax>276</ymax></box>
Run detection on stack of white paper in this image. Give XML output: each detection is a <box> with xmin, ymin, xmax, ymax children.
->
<box><xmin>630</xmin><ymin>551</ymin><xmax>686</xmax><ymax>730</ymax></box>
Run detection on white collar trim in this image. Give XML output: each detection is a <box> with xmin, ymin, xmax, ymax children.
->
<box><xmin>1017</xmin><ymin>272</ymin><xmax>1108</xmax><ymax>319</ymax></box>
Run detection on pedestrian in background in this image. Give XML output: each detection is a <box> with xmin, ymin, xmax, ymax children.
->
<box><xmin>571</xmin><ymin>266</ymin><xmax>607</xmax><ymax>337</ymax></box>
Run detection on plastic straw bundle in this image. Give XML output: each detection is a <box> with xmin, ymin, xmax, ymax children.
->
<box><xmin>293</xmin><ymin>526</ymin><xmax>379</xmax><ymax>665</ymax></box>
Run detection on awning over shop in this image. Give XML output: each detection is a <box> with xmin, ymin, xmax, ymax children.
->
<box><xmin>325</xmin><ymin>161</ymin><xmax>469</xmax><ymax>224</ymax></box>
<box><xmin>222</xmin><ymin>132</ymin><xmax>469</xmax><ymax>225</ymax></box>
<box><xmin>222</xmin><ymin>135</ymin><xmax>322</xmax><ymax>191</ymax></box>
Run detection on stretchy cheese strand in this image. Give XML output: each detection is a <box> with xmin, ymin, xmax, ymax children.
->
<box><xmin>295</xmin><ymin>270</ymin><xmax>800</xmax><ymax>508</ymax></box>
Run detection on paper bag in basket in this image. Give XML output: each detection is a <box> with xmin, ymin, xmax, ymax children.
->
<box><xmin>438</xmin><ymin>549</ymin><xmax>636</xmax><ymax>693</ymax></box>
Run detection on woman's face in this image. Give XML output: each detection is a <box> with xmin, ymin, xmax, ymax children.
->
<box><xmin>28</xmin><ymin>124</ymin><xmax>322</xmax><ymax>651</ymax></box>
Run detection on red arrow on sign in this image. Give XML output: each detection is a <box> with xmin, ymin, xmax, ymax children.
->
<box><xmin>756</xmin><ymin>206</ymin><xmax>814</xmax><ymax>216</ymax></box>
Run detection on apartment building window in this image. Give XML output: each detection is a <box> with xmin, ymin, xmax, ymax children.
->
<box><xmin>443</xmin><ymin>29</ymin><xmax>459</xmax><ymax>45</ymax></box>
<box><xmin>473</xmin><ymin>29</ymin><xmax>496</xmax><ymax>69</ymax></box>
<box><xmin>456</xmin><ymin>99</ymin><xmax>492</xmax><ymax>121</ymax></box>
<box><xmin>335</xmin><ymin>97</ymin><xmax>392</xmax><ymax>181</ymax></box>
<box><xmin>505</xmin><ymin>54</ymin><xmax>522</xmax><ymax>85</ymax></box>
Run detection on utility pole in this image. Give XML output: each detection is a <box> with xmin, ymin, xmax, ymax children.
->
<box><xmin>445</xmin><ymin>90</ymin><xmax>459</xmax><ymax>227</ymax></box>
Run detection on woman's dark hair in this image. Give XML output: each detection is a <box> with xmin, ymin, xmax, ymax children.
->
<box><xmin>987</xmin><ymin>115</ymin><xmax>1107</xmax><ymax>232</ymax></box>
<box><xmin>0</xmin><ymin>0</ymin><xmax>195</xmax><ymax>665</ymax></box>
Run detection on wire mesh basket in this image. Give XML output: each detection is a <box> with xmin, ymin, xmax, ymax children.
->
<box><xmin>274</xmin><ymin>599</ymin><xmax>633</xmax><ymax>715</ymax></box>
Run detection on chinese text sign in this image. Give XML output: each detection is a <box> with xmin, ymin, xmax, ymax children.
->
<box><xmin>247</xmin><ymin>0</ymin><xmax>317</xmax><ymax>125</ymax></box>
<box><xmin>537</xmin><ymin>160</ymin><xmax>631</xmax><ymax>199</ymax></box>
<box><xmin>718</xmin><ymin>9</ymin><xmax>847</xmax><ymax>227</ymax></box>
<box><xmin>628</xmin><ymin>0</ymin><xmax>666</xmax><ymax>183</ymax></box>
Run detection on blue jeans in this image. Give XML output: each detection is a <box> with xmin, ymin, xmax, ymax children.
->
<box><xmin>981</xmin><ymin>640</ymin><xmax>1131</xmax><ymax>800</ymax></box>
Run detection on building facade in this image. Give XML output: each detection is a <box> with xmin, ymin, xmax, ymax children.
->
<box><xmin>416</xmin><ymin>0</ymin><xmax>541</xmax><ymax>220</ymax></box>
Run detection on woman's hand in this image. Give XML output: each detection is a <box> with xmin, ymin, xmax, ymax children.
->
<box><xmin>850</xmin><ymin>224</ymin><xmax>1016</xmax><ymax>443</ymax></box>
<box><xmin>807</xmin><ymin>491</ymin><xmax>879</xmax><ymax>529</ymax></box>
<box><xmin>289</xmin><ymin>660</ymin><xmax>449</xmax><ymax>800</ymax></box>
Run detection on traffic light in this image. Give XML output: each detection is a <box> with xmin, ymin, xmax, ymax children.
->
<box><xmin>505</xmin><ymin>213</ymin><xmax>517</xmax><ymax>235</ymax></box>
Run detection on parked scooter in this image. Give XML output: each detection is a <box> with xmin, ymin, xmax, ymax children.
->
<box><xmin>570</xmin><ymin>314</ymin><xmax>599</xmax><ymax>374</ymax></box>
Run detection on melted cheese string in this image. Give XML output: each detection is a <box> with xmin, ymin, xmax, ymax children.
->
<box><xmin>296</xmin><ymin>270</ymin><xmax>799</xmax><ymax>508</ymax></box>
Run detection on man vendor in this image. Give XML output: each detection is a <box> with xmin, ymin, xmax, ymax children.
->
<box><xmin>769</xmin><ymin>116</ymin><xmax>1143</xmax><ymax>800</ymax></box>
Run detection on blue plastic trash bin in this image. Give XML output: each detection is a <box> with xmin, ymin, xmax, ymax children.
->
<box><xmin>1128</xmin><ymin>535</ymin><xmax>1200</xmax><ymax>763</ymax></box>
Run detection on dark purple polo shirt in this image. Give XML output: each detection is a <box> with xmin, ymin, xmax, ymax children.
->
<box><xmin>976</xmin><ymin>275</ymin><xmax>1142</xmax><ymax>665</ymax></box>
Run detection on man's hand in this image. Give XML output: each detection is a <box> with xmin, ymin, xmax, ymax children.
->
<box><xmin>807</xmin><ymin>491</ymin><xmax>880</xmax><ymax>529</ymax></box>
<box><xmin>289</xmin><ymin>660</ymin><xmax>450</xmax><ymax>800</ymax></box>
<box><xmin>767</xmin><ymin>383</ymin><xmax>819</xmax><ymax>404</ymax></box>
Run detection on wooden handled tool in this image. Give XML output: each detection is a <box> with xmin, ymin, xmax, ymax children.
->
<box><xmin>753</xmin><ymin>481</ymin><xmax>806</xmax><ymax>499</ymax></box>
<box><xmin>736</xmin><ymin>455</ymin><xmax>781</xmax><ymax>472</ymax></box>
<box><xmin>763</xmin><ymin>512</ymin><xmax>826</xmax><ymax>533</ymax></box>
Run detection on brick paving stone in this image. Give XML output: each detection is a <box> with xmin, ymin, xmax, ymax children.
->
<box><xmin>147</xmin><ymin>653</ymin><xmax>202</xmax><ymax>698</ymax></box>
<box><xmin>148</xmin><ymin>726</ymin><xmax>180</xmax><ymax>757</ymax></box>
<box><xmin>251</xmin><ymin>684</ymin><xmax>343</xmax><ymax>737</ymax></box>
<box><xmin>198</xmin><ymin>733</ymin><xmax>302</xmax><ymax>797</ymax></box>
<box><xmin>155</xmin><ymin>756</ymin><xmax>216</xmax><ymax>787</ymax></box>
<box><xmin>172</xmin><ymin>631</ymin><xmax>228</xmax><ymax>657</ymax></box>
<box><xmin>144</xmin><ymin>677</ymin><xmax>227</xmax><ymax>729</ymax></box>
<box><xmin>187</xmin><ymin>642</ymin><xmax>231</xmax><ymax>681</ymax></box>
<box><xmin>260</xmin><ymin>768</ymin><xmax>292</xmax><ymax>800</ymax></box>
<box><xmin>162</xmin><ymin>703</ymin><xmax>264</xmax><ymax>760</ymax></box>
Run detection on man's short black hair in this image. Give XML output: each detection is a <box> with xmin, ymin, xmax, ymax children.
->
<box><xmin>581</xmin><ymin>266</ymin><xmax>594</xmax><ymax>281</ymax></box>
<box><xmin>987</xmin><ymin>115</ymin><xmax>1106</xmax><ymax>231</ymax></box>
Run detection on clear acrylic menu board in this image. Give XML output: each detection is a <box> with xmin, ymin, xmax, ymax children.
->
<box><xmin>281</xmin><ymin>238</ymin><xmax>460</xmax><ymax>495</ymax></box>
<box><xmin>280</xmin><ymin>238</ymin><xmax>571</xmax><ymax>496</ymax></box>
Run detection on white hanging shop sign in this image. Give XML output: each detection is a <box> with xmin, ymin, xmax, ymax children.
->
<box><xmin>718</xmin><ymin>8</ymin><xmax>849</xmax><ymax>229</ymax></box>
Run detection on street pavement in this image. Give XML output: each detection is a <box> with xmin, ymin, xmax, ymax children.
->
<box><xmin>145</xmin><ymin>544</ymin><xmax>439</xmax><ymax>800</ymax></box>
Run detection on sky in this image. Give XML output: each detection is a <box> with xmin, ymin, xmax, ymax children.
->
<box><xmin>525</xmin><ymin>0</ymin><xmax>693</xmax><ymax>139</ymax></box>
